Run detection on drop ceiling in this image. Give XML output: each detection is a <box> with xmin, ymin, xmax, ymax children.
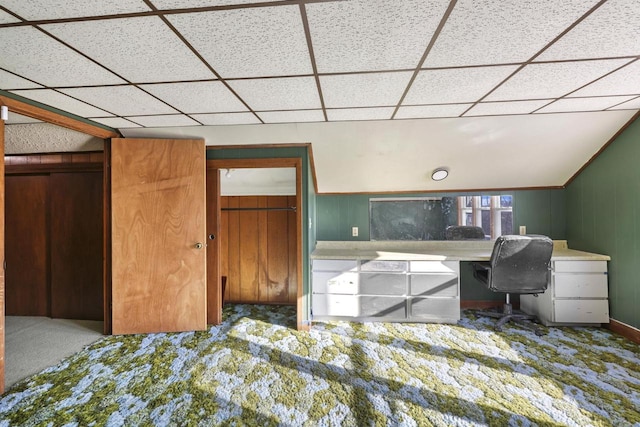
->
<box><xmin>0</xmin><ymin>0</ymin><xmax>639</xmax><ymax>193</ymax></box>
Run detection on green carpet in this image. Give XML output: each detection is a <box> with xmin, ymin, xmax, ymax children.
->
<box><xmin>1</xmin><ymin>304</ymin><xmax>638</xmax><ymax>426</ymax></box>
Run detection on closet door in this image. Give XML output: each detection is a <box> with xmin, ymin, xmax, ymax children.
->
<box><xmin>50</xmin><ymin>172</ymin><xmax>103</xmax><ymax>320</ymax></box>
<box><xmin>5</xmin><ymin>175</ymin><xmax>49</xmax><ymax>316</ymax></box>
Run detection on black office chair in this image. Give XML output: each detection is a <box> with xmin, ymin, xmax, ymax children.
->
<box><xmin>445</xmin><ymin>225</ymin><xmax>486</xmax><ymax>240</ymax></box>
<box><xmin>472</xmin><ymin>234</ymin><xmax>553</xmax><ymax>335</ymax></box>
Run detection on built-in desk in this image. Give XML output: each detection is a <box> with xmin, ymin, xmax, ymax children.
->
<box><xmin>311</xmin><ymin>240</ymin><xmax>610</xmax><ymax>325</ymax></box>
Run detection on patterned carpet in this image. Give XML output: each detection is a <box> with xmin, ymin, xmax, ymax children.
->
<box><xmin>0</xmin><ymin>304</ymin><xmax>638</xmax><ymax>426</ymax></box>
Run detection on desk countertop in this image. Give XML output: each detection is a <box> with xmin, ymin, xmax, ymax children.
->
<box><xmin>311</xmin><ymin>240</ymin><xmax>610</xmax><ymax>262</ymax></box>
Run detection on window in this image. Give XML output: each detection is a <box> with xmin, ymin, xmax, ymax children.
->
<box><xmin>457</xmin><ymin>195</ymin><xmax>513</xmax><ymax>239</ymax></box>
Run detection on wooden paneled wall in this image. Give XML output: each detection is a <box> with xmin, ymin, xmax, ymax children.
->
<box><xmin>221</xmin><ymin>195</ymin><xmax>297</xmax><ymax>305</ymax></box>
<box><xmin>5</xmin><ymin>153</ymin><xmax>104</xmax><ymax>320</ymax></box>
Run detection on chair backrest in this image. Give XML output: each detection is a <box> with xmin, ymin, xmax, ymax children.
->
<box><xmin>444</xmin><ymin>225</ymin><xmax>486</xmax><ymax>240</ymax></box>
<box><xmin>488</xmin><ymin>235</ymin><xmax>553</xmax><ymax>294</ymax></box>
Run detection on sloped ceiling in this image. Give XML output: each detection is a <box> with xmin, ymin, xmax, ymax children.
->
<box><xmin>1</xmin><ymin>0</ymin><xmax>639</xmax><ymax>193</ymax></box>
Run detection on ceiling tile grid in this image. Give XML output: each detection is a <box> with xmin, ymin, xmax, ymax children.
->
<box><xmin>0</xmin><ymin>0</ymin><xmax>151</xmax><ymax>20</ymax></box>
<box><xmin>227</xmin><ymin>77</ymin><xmax>321</xmax><ymax>111</ymax></box>
<box><xmin>537</xmin><ymin>0</ymin><xmax>640</xmax><ymax>61</ymax></box>
<box><xmin>424</xmin><ymin>0</ymin><xmax>601</xmax><ymax>67</ymax></box>
<box><xmin>190</xmin><ymin>112</ymin><xmax>261</xmax><ymax>126</ymax></box>
<box><xmin>0</xmin><ymin>26</ymin><xmax>125</xmax><ymax>87</ymax></box>
<box><xmin>485</xmin><ymin>59</ymin><xmax>633</xmax><ymax>101</ymax></box>
<box><xmin>538</xmin><ymin>95</ymin><xmax>638</xmax><ymax>114</ymax></box>
<box><xmin>306</xmin><ymin>0</ymin><xmax>451</xmax><ymax>73</ymax></box>
<box><xmin>320</xmin><ymin>72</ymin><xmax>413</xmax><ymax>108</ymax></box>
<box><xmin>141</xmin><ymin>81</ymin><xmax>248</xmax><ymax>114</ymax></box>
<box><xmin>0</xmin><ymin>70</ymin><xmax>42</xmax><ymax>90</ymax></box>
<box><xmin>258</xmin><ymin>110</ymin><xmax>325</xmax><ymax>124</ymax></box>
<box><xmin>403</xmin><ymin>66</ymin><xmax>519</xmax><ymax>105</ymax></box>
<box><xmin>59</xmin><ymin>86</ymin><xmax>178</xmax><ymax>117</ymax></box>
<box><xmin>9</xmin><ymin>89</ymin><xmax>114</xmax><ymax>118</ymax></box>
<box><xmin>166</xmin><ymin>6</ymin><xmax>313</xmax><ymax>78</ymax></box>
<box><xmin>42</xmin><ymin>17</ymin><xmax>215</xmax><ymax>83</ymax></box>
<box><xmin>1</xmin><ymin>0</ymin><xmax>638</xmax><ymax>126</ymax></box>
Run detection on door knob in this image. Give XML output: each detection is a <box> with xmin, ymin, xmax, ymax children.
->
<box><xmin>195</xmin><ymin>242</ymin><xmax>204</xmax><ymax>249</ymax></box>
<box><xmin>208</xmin><ymin>234</ymin><xmax>215</xmax><ymax>240</ymax></box>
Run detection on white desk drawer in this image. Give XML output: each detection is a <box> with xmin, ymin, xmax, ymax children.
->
<box><xmin>410</xmin><ymin>273</ymin><xmax>458</xmax><ymax>297</ymax></box>
<box><xmin>359</xmin><ymin>296</ymin><xmax>406</xmax><ymax>318</ymax></box>
<box><xmin>410</xmin><ymin>261</ymin><xmax>459</xmax><ymax>274</ymax></box>
<box><xmin>312</xmin><ymin>294</ymin><xmax>358</xmax><ymax>317</ymax></box>
<box><xmin>553</xmin><ymin>260</ymin><xmax>607</xmax><ymax>273</ymax></box>
<box><xmin>312</xmin><ymin>259</ymin><xmax>358</xmax><ymax>272</ymax></box>
<box><xmin>312</xmin><ymin>272</ymin><xmax>358</xmax><ymax>294</ymax></box>
<box><xmin>360</xmin><ymin>260</ymin><xmax>407</xmax><ymax>272</ymax></box>
<box><xmin>553</xmin><ymin>274</ymin><xmax>608</xmax><ymax>298</ymax></box>
<box><xmin>410</xmin><ymin>297</ymin><xmax>460</xmax><ymax>320</ymax></box>
<box><xmin>360</xmin><ymin>273</ymin><xmax>406</xmax><ymax>295</ymax></box>
<box><xmin>554</xmin><ymin>299</ymin><xmax>609</xmax><ymax>323</ymax></box>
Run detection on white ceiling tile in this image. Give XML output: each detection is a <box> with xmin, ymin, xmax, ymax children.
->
<box><xmin>4</xmin><ymin>112</ymin><xmax>42</xmax><ymax>124</ymax></box>
<box><xmin>320</xmin><ymin>72</ymin><xmax>412</xmax><ymax>108</ymax></box>
<box><xmin>0</xmin><ymin>9</ymin><xmax>20</xmax><ymax>23</ymax></box>
<box><xmin>426</xmin><ymin>0</ymin><xmax>599</xmax><ymax>67</ymax></box>
<box><xmin>486</xmin><ymin>59</ymin><xmax>631</xmax><ymax>101</ymax></box>
<box><xmin>258</xmin><ymin>110</ymin><xmax>325</xmax><ymax>124</ymax></box>
<box><xmin>607</xmin><ymin>97</ymin><xmax>640</xmax><ymax>110</ymax></box>
<box><xmin>168</xmin><ymin>6</ymin><xmax>312</xmax><ymax>78</ymax></box>
<box><xmin>0</xmin><ymin>27</ymin><xmax>125</xmax><ymax>87</ymax></box>
<box><xmin>0</xmin><ymin>0</ymin><xmax>150</xmax><ymax>20</ymax></box>
<box><xmin>10</xmin><ymin>89</ymin><xmax>114</xmax><ymax>117</ymax></box>
<box><xmin>307</xmin><ymin>0</ymin><xmax>450</xmax><ymax>73</ymax></box>
<box><xmin>228</xmin><ymin>77</ymin><xmax>320</xmax><ymax>111</ymax></box>
<box><xmin>191</xmin><ymin>112</ymin><xmax>261</xmax><ymax>125</ymax></box>
<box><xmin>60</xmin><ymin>86</ymin><xmax>178</xmax><ymax>116</ymax></box>
<box><xmin>91</xmin><ymin>117</ymin><xmax>142</xmax><ymax>128</ymax></box>
<box><xmin>141</xmin><ymin>81</ymin><xmax>247</xmax><ymax>113</ymax></box>
<box><xmin>537</xmin><ymin>96</ymin><xmax>637</xmax><ymax>113</ymax></box>
<box><xmin>43</xmin><ymin>17</ymin><xmax>214</xmax><ymax>83</ymax></box>
<box><xmin>571</xmin><ymin>60</ymin><xmax>640</xmax><ymax>97</ymax></box>
<box><xmin>327</xmin><ymin>108</ymin><xmax>395</xmax><ymax>122</ymax></box>
<box><xmin>403</xmin><ymin>66</ymin><xmax>517</xmax><ymax>105</ymax></box>
<box><xmin>395</xmin><ymin>104</ymin><xmax>472</xmax><ymax>119</ymax></box>
<box><xmin>153</xmin><ymin>0</ymin><xmax>281</xmax><ymax>7</ymax></box>
<box><xmin>0</xmin><ymin>70</ymin><xmax>42</xmax><ymax>89</ymax></box>
<box><xmin>128</xmin><ymin>114</ymin><xmax>200</xmax><ymax>127</ymax></box>
<box><xmin>538</xmin><ymin>0</ymin><xmax>640</xmax><ymax>61</ymax></box>
<box><xmin>465</xmin><ymin>100</ymin><xmax>553</xmax><ymax>116</ymax></box>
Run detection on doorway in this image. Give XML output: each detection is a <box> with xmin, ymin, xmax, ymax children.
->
<box><xmin>206</xmin><ymin>158</ymin><xmax>303</xmax><ymax>329</ymax></box>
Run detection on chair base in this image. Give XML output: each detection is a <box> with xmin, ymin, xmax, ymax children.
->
<box><xmin>476</xmin><ymin>303</ymin><xmax>546</xmax><ymax>336</ymax></box>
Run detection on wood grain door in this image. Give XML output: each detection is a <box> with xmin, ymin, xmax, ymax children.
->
<box><xmin>206</xmin><ymin>167</ymin><xmax>222</xmax><ymax>325</ymax></box>
<box><xmin>1</xmin><ymin>117</ymin><xmax>5</xmax><ymax>393</ymax></box>
<box><xmin>110</xmin><ymin>138</ymin><xmax>206</xmax><ymax>334</ymax></box>
<box><xmin>50</xmin><ymin>172</ymin><xmax>103</xmax><ymax>320</ymax></box>
<box><xmin>5</xmin><ymin>175</ymin><xmax>49</xmax><ymax>316</ymax></box>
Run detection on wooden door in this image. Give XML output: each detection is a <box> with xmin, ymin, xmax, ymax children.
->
<box><xmin>110</xmin><ymin>138</ymin><xmax>206</xmax><ymax>334</ymax></box>
<box><xmin>206</xmin><ymin>167</ymin><xmax>222</xmax><ymax>325</ymax></box>
<box><xmin>50</xmin><ymin>172</ymin><xmax>103</xmax><ymax>320</ymax></box>
<box><xmin>5</xmin><ymin>175</ymin><xmax>49</xmax><ymax>316</ymax></box>
<box><xmin>1</xmin><ymin>117</ymin><xmax>5</xmax><ymax>393</ymax></box>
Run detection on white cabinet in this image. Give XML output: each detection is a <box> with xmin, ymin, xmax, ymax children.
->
<box><xmin>521</xmin><ymin>260</ymin><xmax>609</xmax><ymax>326</ymax></box>
<box><xmin>312</xmin><ymin>258</ymin><xmax>460</xmax><ymax>323</ymax></box>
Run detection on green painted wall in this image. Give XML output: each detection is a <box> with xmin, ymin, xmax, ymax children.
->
<box><xmin>207</xmin><ymin>146</ymin><xmax>314</xmax><ymax>326</ymax></box>
<box><xmin>316</xmin><ymin>190</ymin><xmax>566</xmax><ymax>241</ymax></box>
<box><xmin>565</xmin><ymin>115</ymin><xmax>640</xmax><ymax>329</ymax></box>
<box><xmin>315</xmin><ymin>189</ymin><xmax>566</xmax><ymax>301</ymax></box>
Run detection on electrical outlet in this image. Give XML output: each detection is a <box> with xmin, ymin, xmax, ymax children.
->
<box><xmin>519</xmin><ymin>225</ymin><xmax>526</xmax><ymax>235</ymax></box>
<box><xmin>352</xmin><ymin>226</ymin><xmax>359</xmax><ymax>237</ymax></box>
